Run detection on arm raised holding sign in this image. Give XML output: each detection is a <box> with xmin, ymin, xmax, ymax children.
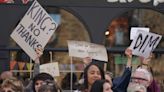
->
<box><xmin>33</xmin><ymin>48</ymin><xmax>43</xmax><ymax>77</ymax></box>
<box><xmin>25</xmin><ymin>47</ymin><xmax>43</xmax><ymax>92</ymax></box>
<box><xmin>112</xmin><ymin>47</ymin><xmax>132</xmax><ymax>92</ymax></box>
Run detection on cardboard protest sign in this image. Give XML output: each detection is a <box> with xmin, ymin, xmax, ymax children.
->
<box><xmin>67</xmin><ymin>40</ymin><xmax>108</xmax><ymax>62</ymax></box>
<box><xmin>130</xmin><ymin>30</ymin><xmax>162</xmax><ymax>58</ymax></box>
<box><xmin>10</xmin><ymin>0</ymin><xmax>58</xmax><ymax>60</ymax></box>
<box><xmin>130</xmin><ymin>27</ymin><xmax>149</xmax><ymax>40</ymax></box>
<box><xmin>40</xmin><ymin>62</ymin><xmax>60</xmax><ymax>77</ymax></box>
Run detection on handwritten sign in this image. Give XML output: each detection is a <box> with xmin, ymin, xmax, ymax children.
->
<box><xmin>130</xmin><ymin>30</ymin><xmax>162</xmax><ymax>58</ymax></box>
<box><xmin>10</xmin><ymin>0</ymin><xmax>58</xmax><ymax>60</ymax></box>
<box><xmin>67</xmin><ymin>40</ymin><xmax>108</xmax><ymax>62</ymax></box>
<box><xmin>130</xmin><ymin>27</ymin><xmax>149</xmax><ymax>40</ymax></box>
<box><xmin>40</xmin><ymin>62</ymin><xmax>60</xmax><ymax>77</ymax></box>
<box><xmin>106</xmin><ymin>0</ymin><xmax>164</xmax><ymax>6</ymax></box>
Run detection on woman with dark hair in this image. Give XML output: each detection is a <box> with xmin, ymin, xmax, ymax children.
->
<box><xmin>61</xmin><ymin>72</ymin><xmax>78</xmax><ymax>90</ymax></box>
<box><xmin>25</xmin><ymin>48</ymin><xmax>55</xmax><ymax>92</ymax></box>
<box><xmin>90</xmin><ymin>79</ymin><xmax>113</xmax><ymax>92</ymax></box>
<box><xmin>78</xmin><ymin>62</ymin><xmax>105</xmax><ymax>92</ymax></box>
<box><xmin>32</xmin><ymin>73</ymin><xmax>54</xmax><ymax>92</ymax></box>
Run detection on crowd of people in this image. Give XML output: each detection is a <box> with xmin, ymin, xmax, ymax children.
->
<box><xmin>0</xmin><ymin>47</ymin><xmax>161</xmax><ymax>92</ymax></box>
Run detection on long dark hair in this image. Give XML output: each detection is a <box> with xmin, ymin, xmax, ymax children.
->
<box><xmin>83</xmin><ymin>62</ymin><xmax>105</xmax><ymax>89</ymax></box>
<box><xmin>90</xmin><ymin>79</ymin><xmax>108</xmax><ymax>92</ymax></box>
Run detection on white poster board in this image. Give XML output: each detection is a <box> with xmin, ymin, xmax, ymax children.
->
<box><xmin>40</xmin><ymin>62</ymin><xmax>60</xmax><ymax>77</ymax></box>
<box><xmin>130</xmin><ymin>30</ymin><xmax>162</xmax><ymax>58</ymax></box>
<box><xmin>130</xmin><ymin>27</ymin><xmax>149</xmax><ymax>40</ymax></box>
<box><xmin>67</xmin><ymin>40</ymin><xmax>108</xmax><ymax>62</ymax></box>
<box><xmin>10</xmin><ymin>0</ymin><xmax>58</xmax><ymax>60</ymax></box>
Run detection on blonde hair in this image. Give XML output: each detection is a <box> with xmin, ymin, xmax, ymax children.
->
<box><xmin>1</xmin><ymin>77</ymin><xmax>24</xmax><ymax>92</ymax></box>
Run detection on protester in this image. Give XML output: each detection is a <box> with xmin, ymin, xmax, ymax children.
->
<box><xmin>32</xmin><ymin>73</ymin><xmax>54</xmax><ymax>92</ymax></box>
<box><xmin>76</xmin><ymin>47</ymin><xmax>132</xmax><ymax>92</ymax></box>
<box><xmin>126</xmin><ymin>52</ymin><xmax>162</xmax><ymax>92</ymax></box>
<box><xmin>137</xmin><ymin>54</ymin><xmax>161</xmax><ymax>92</ymax></box>
<box><xmin>130</xmin><ymin>68</ymin><xmax>153</xmax><ymax>88</ymax></box>
<box><xmin>25</xmin><ymin>48</ymin><xmax>43</xmax><ymax>92</ymax></box>
<box><xmin>90</xmin><ymin>79</ymin><xmax>113</xmax><ymax>92</ymax></box>
<box><xmin>61</xmin><ymin>72</ymin><xmax>78</xmax><ymax>90</ymax></box>
<box><xmin>111</xmin><ymin>47</ymin><xmax>132</xmax><ymax>92</ymax></box>
<box><xmin>1</xmin><ymin>77</ymin><xmax>24</xmax><ymax>92</ymax></box>
<box><xmin>0</xmin><ymin>71</ymin><xmax>13</xmax><ymax>82</ymax></box>
<box><xmin>77</xmin><ymin>61</ymin><xmax>105</xmax><ymax>92</ymax></box>
<box><xmin>24</xmin><ymin>48</ymin><xmax>56</xmax><ymax>92</ymax></box>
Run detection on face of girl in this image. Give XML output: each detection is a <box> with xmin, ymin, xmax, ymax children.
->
<box><xmin>35</xmin><ymin>80</ymin><xmax>44</xmax><ymax>92</ymax></box>
<box><xmin>103</xmin><ymin>82</ymin><xmax>113</xmax><ymax>92</ymax></box>
<box><xmin>87</xmin><ymin>65</ymin><xmax>102</xmax><ymax>86</ymax></box>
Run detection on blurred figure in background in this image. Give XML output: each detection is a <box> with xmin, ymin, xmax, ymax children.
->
<box><xmin>1</xmin><ymin>77</ymin><xmax>24</xmax><ymax>92</ymax></box>
<box><xmin>77</xmin><ymin>62</ymin><xmax>105</xmax><ymax>92</ymax></box>
<box><xmin>0</xmin><ymin>71</ymin><xmax>13</xmax><ymax>83</ymax></box>
<box><xmin>32</xmin><ymin>73</ymin><xmax>54</xmax><ymax>92</ymax></box>
<box><xmin>61</xmin><ymin>72</ymin><xmax>78</xmax><ymax>90</ymax></box>
<box><xmin>137</xmin><ymin>53</ymin><xmax>161</xmax><ymax>92</ymax></box>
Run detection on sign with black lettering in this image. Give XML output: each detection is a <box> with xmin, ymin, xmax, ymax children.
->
<box><xmin>67</xmin><ymin>40</ymin><xmax>108</xmax><ymax>61</ymax></box>
<box><xmin>130</xmin><ymin>30</ymin><xmax>162</xmax><ymax>58</ymax></box>
<box><xmin>10</xmin><ymin>0</ymin><xmax>58</xmax><ymax>60</ymax></box>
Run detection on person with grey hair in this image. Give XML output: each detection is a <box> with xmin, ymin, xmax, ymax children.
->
<box><xmin>127</xmin><ymin>65</ymin><xmax>153</xmax><ymax>92</ymax></box>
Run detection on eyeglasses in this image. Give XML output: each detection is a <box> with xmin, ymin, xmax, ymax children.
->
<box><xmin>42</xmin><ymin>81</ymin><xmax>54</xmax><ymax>86</ymax></box>
<box><xmin>131</xmin><ymin>77</ymin><xmax>148</xmax><ymax>82</ymax></box>
<box><xmin>130</xmin><ymin>77</ymin><xmax>149</xmax><ymax>87</ymax></box>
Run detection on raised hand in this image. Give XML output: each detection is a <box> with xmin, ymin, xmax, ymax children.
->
<box><xmin>34</xmin><ymin>48</ymin><xmax>43</xmax><ymax>64</ymax></box>
<box><xmin>125</xmin><ymin>47</ymin><xmax>132</xmax><ymax>68</ymax></box>
<box><xmin>83</xmin><ymin>57</ymin><xmax>92</xmax><ymax>66</ymax></box>
<box><xmin>125</xmin><ymin>47</ymin><xmax>132</xmax><ymax>59</ymax></box>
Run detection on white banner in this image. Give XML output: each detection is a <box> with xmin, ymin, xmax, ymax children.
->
<box><xmin>10</xmin><ymin>0</ymin><xmax>58</xmax><ymax>60</ymax></box>
<box><xmin>130</xmin><ymin>30</ymin><xmax>162</xmax><ymax>58</ymax></box>
<box><xmin>67</xmin><ymin>40</ymin><xmax>108</xmax><ymax>62</ymax></box>
<box><xmin>40</xmin><ymin>62</ymin><xmax>60</xmax><ymax>77</ymax></box>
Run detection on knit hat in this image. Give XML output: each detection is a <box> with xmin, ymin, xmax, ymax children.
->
<box><xmin>32</xmin><ymin>73</ymin><xmax>54</xmax><ymax>92</ymax></box>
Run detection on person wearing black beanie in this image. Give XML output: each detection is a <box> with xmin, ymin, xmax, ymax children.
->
<box><xmin>32</xmin><ymin>73</ymin><xmax>54</xmax><ymax>92</ymax></box>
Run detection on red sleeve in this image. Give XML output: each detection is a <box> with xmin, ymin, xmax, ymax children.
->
<box><xmin>0</xmin><ymin>0</ymin><xmax>7</xmax><ymax>3</ymax></box>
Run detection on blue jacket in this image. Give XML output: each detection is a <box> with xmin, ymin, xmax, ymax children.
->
<box><xmin>112</xmin><ymin>67</ymin><xmax>132</xmax><ymax>92</ymax></box>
